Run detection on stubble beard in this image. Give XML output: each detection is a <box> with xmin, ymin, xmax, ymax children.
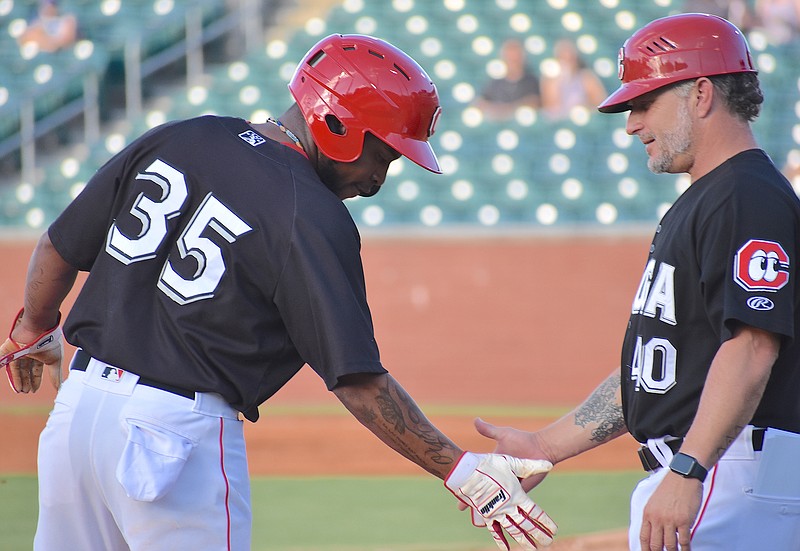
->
<box><xmin>647</xmin><ymin>100</ymin><xmax>692</xmax><ymax>174</ymax></box>
<box><xmin>316</xmin><ymin>156</ymin><xmax>348</xmax><ymax>198</ymax></box>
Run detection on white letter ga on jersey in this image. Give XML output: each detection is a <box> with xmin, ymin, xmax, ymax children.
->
<box><xmin>631</xmin><ymin>259</ymin><xmax>677</xmax><ymax>325</ymax></box>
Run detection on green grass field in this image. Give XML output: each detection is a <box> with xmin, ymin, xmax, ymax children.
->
<box><xmin>0</xmin><ymin>471</ymin><xmax>640</xmax><ymax>550</ymax></box>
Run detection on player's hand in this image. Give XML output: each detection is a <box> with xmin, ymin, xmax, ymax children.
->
<box><xmin>457</xmin><ymin>419</ymin><xmax>554</xmax><ymax>516</ymax></box>
<box><xmin>0</xmin><ymin>309</ymin><xmax>63</xmax><ymax>393</ymax></box>
<box><xmin>445</xmin><ymin>452</ymin><xmax>558</xmax><ymax>549</ymax></box>
<box><xmin>640</xmin><ymin>472</ymin><xmax>702</xmax><ymax>551</ymax></box>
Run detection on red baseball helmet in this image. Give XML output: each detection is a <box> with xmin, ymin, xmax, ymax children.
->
<box><xmin>598</xmin><ymin>13</ymin><xmax>756</xmax><ymax>113</ymax></box>
<box><xmin>289</xmin><ymin>34</ymin><xmax>442</xmax><ymax>173</ymax></box>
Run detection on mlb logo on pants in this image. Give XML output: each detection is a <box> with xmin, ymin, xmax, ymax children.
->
<box><xmin>101</xmin><ymin>366</ymin><xmax>124</xmax><ymax>383</ymax></box>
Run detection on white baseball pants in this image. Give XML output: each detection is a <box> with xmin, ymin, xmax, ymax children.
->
<box><xmin>34</xmin><ymin>355</ymin><xmax>251</xmax><ymax>550</ymax></box>
<box><xmin>629</xmin><ymin>426</ymin><xmax>800</xmax><ymax>550</ymax></box>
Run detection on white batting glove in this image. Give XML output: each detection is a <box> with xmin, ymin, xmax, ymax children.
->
<box><xmin>445</xmin><ymin>452</ymin><xmax>557</xmax><ymax>550</ymax></box>
<box><xmin>0</xmin><ymin>309</ymin><xmax>63</xmax><ymax>393</ymax></box>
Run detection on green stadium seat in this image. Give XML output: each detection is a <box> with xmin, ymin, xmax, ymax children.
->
<box><xmin>13</xmin><ymin>0</ymin><xmax>800</xmax><ymax>230</ymax></box>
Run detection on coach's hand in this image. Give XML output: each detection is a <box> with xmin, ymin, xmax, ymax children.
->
<box><xmin>0</xmin><ymin>309</ymin><xmax>63</xmax><ymax>393</ymax></box>
<box><xmin>445</xmin><ymin>452</ymin><xmax>557</xmax><ymax>549</ymax></box>
<box><xmin>474</xmin><ymin>418</ymin><xmax>554</xmax><ymax>493</ymax></box>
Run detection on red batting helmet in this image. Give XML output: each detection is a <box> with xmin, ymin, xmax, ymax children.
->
<box><xmin>598</xmin><ymin>13</ymin><xmax>757</xmax><ymax>113</ymax></box>
<box><xmin>289</xmin><ymin>34</ymin><xmax>442</xmax><ymax>173</ymax></box>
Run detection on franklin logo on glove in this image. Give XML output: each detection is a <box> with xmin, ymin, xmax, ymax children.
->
<box><xmin>480</xmin><ymin>489</ymin><xmax>507</xmax><ymax>516</ymax></box>
<box><xmin>36</xmin><ymin>335</ymin><xmax>56</xmax><ymax>349</ymax></box>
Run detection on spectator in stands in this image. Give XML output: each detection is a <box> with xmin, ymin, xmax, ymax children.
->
<box><xmin>682</xmin><ymin>0</ymin><xmax>737</xmax><ymax>14</ymax></box>
<box><xmin>751</xmin><ymin>0</ymin><xmax>800</xmax><ymax>46</ymax></box>
<box><xmin>540</xmin><ymin>38</ymin><xmax>607</xmax><ymax>121</ymax></box>
<box><xmin>474</xmin><ymin>38</ymin><xmax>541</xmax><ymax>121</ymax></box>
<box><xmin>17</xmin><ymin>0</ymin><xmax>78</xmax><ymax>54</ymax></box>
<box><xmin>681</xmin><ymin>0</ymin><xmax>755</xmax><ymax>31</ymax></box>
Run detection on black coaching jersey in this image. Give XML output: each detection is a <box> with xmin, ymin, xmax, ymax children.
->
<box><xmin>621</xmin><ymin>149</ymin><xmax>800</xmax><ymax>443</ymax></box>
<box><xmin>48</xmin><ymin>116</ymin><xmax>386</xmax><ymax>421</ymax></box>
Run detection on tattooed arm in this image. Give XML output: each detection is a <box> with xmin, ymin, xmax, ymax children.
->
<box><xmin>580</xmin><ymin>371</ymin><xmax>626</xmax><ymax>439</ymax></box>
<box><xmin>538</xmin><ymin>369</ymin><xmax>627</xmax><ymax>459</ymax></box>
<box><xmin>471</xmin><ymin>369</ymin><xmax>627</xmax><ymax>485</ymax></box>
<box><xmin>332</xmin><ymin>372</ymin><xmax>461</xmax><ymax>479</ymax></box>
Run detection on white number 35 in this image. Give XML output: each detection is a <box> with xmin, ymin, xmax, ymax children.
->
<box><xmin>105</xmin><ymin>159</ymin><xmax>253</xmax><ymax>305</ymax></box>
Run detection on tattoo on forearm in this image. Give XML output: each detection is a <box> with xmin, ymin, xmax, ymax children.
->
<box><xmin>714</xmin><ymin>424</ymin><xmax>746</xmax><ymax>463</ymax></box>
<box><xmin>357</xmin><ymin>405</ymin><xmax>377</xmax><ymax>426</ymax></box>
<box><xmin>376</xmin><ymin>384</ymin><xmax>406</xmax><ymax>434</ymax></box>
<box><xmin>365</xmin><ymin>378</ymin><xmax>456</xmax><ymax>469</ymax></box>
<box><xmin>574</xmin><ymin>376</ymin><xmax>626</xmax><ymax>444</ymax></box>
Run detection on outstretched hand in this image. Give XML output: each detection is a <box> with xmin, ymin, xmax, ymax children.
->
<box><xmin>445</xmin><ymin>452</ymin><xmax>557</xmax><ymax>549</ymax></box>
<box><xmin>474</xmin><ymin>418</ymin><xmax>553</xmax><ymax>492</ymax></box>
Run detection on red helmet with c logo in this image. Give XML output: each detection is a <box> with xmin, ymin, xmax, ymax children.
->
<box><xmin>289</xmin><ymin>34</ymin><xmax>442</xmax><ymax>173</ymax></box>
<box><xmin>598</xmin><ymin>13</ymin><xmax>756</xmax><ymax>114</ymax></box>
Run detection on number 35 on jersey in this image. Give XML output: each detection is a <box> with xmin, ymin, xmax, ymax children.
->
<box><xmin>105</xmin><ymin>158</ymin><xmax>253</xmax><ymax>305</ymax></box>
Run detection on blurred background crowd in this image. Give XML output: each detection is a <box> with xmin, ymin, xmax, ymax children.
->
<box><xmin>1</xmin><ymin>0</ymin><xmax>799</xmax><ymax>231</ymax></box>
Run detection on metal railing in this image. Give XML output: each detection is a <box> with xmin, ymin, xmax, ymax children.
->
<box><xmin>0</xmin><ymin>0</ymin><xmax>270</xmax><ymax>187</ymax></box>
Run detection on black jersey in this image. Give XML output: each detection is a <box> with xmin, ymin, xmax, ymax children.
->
<box><xmin>48</xmin><ymin>116</ymin><xmax>386</xmax><ymax>421</ymax></box>
<box><xmin>621</xmin><ymin>149</ymin><xmax>800</xmax><ymax>442</ymax></box>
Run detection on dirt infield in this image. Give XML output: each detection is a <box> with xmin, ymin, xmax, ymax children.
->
<box><xmin>549</xmin><ymin>530</ymin><xmax>628</xmax><ymax>550</ymax></box>
<box><xmin>0</xmin><ymin>233</ymin><xmax>649</xmax><ymax>549</ymax></box>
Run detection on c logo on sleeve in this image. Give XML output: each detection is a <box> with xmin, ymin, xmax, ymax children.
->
<box><xmin>734</xmin><ymin>239</ymin><xmax>790</xmax><ymax>291</ymax></box>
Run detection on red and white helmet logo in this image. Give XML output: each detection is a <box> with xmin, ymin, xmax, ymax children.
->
<box><xmin>734</xmin><ymin>239</ymin><xmax>790</xmax><ymax>291</ymax></box>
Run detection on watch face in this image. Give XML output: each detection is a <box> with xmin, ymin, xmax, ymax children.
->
<box><xmin>670</xmin><ymin>453</ymin><xmax>707</xmax><ymax>481</ymax></box>
<box><xmin>671</xmin><ymin>453</ymin><xmax>693</xmax><ymax>476</ymax></box>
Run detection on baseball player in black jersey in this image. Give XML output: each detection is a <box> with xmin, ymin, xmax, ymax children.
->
<box><xmin>468</xmin><ymin>13</ymin><xmax>800</xmax><ymax>551</ymax></box>
<box><xmin>0</xmin><ymin>35</ymin><xmax>558</xmax><ymax>550</ymax></box>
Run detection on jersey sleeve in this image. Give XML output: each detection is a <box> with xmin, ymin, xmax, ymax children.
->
<box><xmin>48</xmin><ymin>123</ymin><xmax>179</xmax><ymax>271</ymax></box>
<box><xmin>48</xmin><ymin>155</ymin><xmax>127</xmax><ymax>270</ymax></box>
<box><xmin>696</xmin><ymin>175</ymin><xmax>798</xmax><ymax>344</ymax></box>
<box><xmin>273</xmin><ymin>191</ymin><xmax>386</xmax><ymax>389</ymax></box>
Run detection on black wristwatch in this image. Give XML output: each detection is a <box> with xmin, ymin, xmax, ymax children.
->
<box><xmin>669</xmin><ymin>452</ymin><xmax>708</xmax><ymax>482</ymax></box>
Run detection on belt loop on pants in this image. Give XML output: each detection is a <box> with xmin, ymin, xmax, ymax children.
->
<box><xmin>637</xmin><ymin>427</ymin><xmax>767</xmax><ymax>473</ymax></box>
<box><xmin>752</xmin><ymin>426</ymin><xmax>766</xmax><ymax>451</ymax></box>
<box><xmin>70</xmin><ymin>349</ymin><xmax>196</xmax><ymax>400</ymax></box>
<box><xmin>638</xmin><ymin>439</ymin><xmax>682</xmax><ymax>472</ymax></box>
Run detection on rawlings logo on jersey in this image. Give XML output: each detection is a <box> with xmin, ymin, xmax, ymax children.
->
<box><xmin>733</xmin><ymin>239</ymin><xmax>790</xmax><ymax>292</ymax></box>
<box><xmin>746</xmin><ymin>296</ymin><xmax>775</xmax><ymax>311</ymax></box>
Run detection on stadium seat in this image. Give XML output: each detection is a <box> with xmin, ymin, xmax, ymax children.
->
<box><xmin>7</xmin><ymin>0</ymin><xmax>799</xmax><ymax>231</ymax></box>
